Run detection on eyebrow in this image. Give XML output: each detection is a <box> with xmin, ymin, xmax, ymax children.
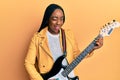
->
<box><xmin>51</xmin><ymin>16</ymin><xmax>58</xmax><ymax>18</ymax></box>
<box><xmin>51</xmin><ymin>16</ymin><xmax>64</xmax><ymax>19</ymax></box>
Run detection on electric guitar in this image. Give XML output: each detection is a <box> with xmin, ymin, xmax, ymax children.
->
<box><xmin>41</xmin><ymin>20</ymin><xmax>120</xmax><ymax>80</ymax></box>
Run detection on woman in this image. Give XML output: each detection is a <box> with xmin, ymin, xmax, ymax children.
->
<box><xmin>24</xmin><ymin>4</ymin><xmax>103</xmax><ymax>80</ymax></box>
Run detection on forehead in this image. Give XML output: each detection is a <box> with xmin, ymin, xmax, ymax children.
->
<box><xmin>51</xmin><ymin>9</ymin><xmax>64</xmax><ymax>17</ymax></box>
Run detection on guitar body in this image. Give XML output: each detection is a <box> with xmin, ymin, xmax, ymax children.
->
<box><xmin>41</xmin><ymin>55</ymin><xmax>79</xmax><ymax>80</ymax></box>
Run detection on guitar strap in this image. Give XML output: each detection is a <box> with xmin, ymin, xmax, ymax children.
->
<box><xmin>61</xmin><ymin>28</ymin><xmax>67</xmax><ymax>56</ymax></box>
<box><xmin>61</xmin><ymin>28</ymin><xmax>70</xmax><ymax>68</ymax></box>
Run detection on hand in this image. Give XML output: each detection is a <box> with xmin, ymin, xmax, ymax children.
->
<box><xmin>87</xmin><ymin>37</ymin><xmax>103</xmax><ymax>57</ymax></box>
<box><xmin>94</xmin><ymin>37</ymin><xmax>103</xmax><ymax>50</ymax></box>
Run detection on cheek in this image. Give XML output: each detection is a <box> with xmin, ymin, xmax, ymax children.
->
<box><xmin>61</xmin><ymin>22</ymin><xmax>64</xmax><ymax>25</ymax></box>
<box><xmin>49</xmin><ymin>21</ymin><xmax>56</xmax><ymax>26</ymax></box>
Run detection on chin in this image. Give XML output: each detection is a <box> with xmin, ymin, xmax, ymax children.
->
<box><xmin>55</xmin><ymin>30</ymin><xmax>60</xmax><ymax>34</ymax></box>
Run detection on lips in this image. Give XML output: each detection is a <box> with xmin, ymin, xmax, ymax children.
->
<box><xmin>54</xmin><ymin>26</ymin><xmax>60</xmax><ymax>31</ymax></box>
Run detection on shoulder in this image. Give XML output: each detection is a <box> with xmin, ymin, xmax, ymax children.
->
<box><xmin>30</xmin><ymin>32</ymin><xmax>39</xmax><ymax>43</ymax></box>
<box><xmin>32</xmin><ymin>32</ymin><xmax>39</xmax><ymax>38</ymax></box>
<box><xmin>63</xmin><ymin>28</ymin><xmax>75</xmax><ymax>38</ymax></box>
<box><xmin>32</xmin><ymin>28</ymin><xmax>47</xmax><ymax>38</ymax></box>
<box><xmin>65</xmin><ymin>29</ymin><xmax>74</xmax><ymax>34</ymax></box>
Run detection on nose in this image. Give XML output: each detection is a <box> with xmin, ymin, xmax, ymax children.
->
<box><xmin>57</xmin><ymin>19</ymin><xmax>63</xmax><ymax>25</ymax></box>
<box><xmin>56</xmin><ymin>19</ymin><xmax>61</xmax><ymax>25</ymax></box>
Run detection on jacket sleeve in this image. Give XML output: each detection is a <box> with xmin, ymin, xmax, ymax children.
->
<box><xmin>24</xmin><ymin>33</ymin><xmax>43</xmax><ymax>80</ymax></box>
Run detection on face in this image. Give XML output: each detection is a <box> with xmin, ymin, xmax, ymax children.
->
<box><xmin>48</xmin><ymin>9</ymin><xmax>64</xmax><ymax>34</ymax></box>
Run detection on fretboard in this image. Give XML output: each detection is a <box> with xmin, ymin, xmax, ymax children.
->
<box><xmin>62</xmin><ymin>34</ymin><xmax>102</xmax><ymax>77</ymax></box>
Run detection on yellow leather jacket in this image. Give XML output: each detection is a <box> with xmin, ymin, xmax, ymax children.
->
<box><xmin>24</xmin><ymin>27</ymin><xmax>81</xmax><ymax>80</ymax></box>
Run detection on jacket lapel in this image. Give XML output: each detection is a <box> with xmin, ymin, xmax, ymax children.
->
<box><xmin>37</xmin><ymin>28</ymin><xmax>53</xmax><ymax>59</ymax></box>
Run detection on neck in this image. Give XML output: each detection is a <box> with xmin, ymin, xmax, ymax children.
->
<box><xmin>48</xmin><ymin>28</ymin><xmax>60</xmax><ymax>35</ymax></box>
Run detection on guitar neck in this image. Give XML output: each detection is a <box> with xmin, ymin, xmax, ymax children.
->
<box><xmin>62</xmin><ymin>34</ymin><xmax>102</xmax><ymax>77</ymax></box>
